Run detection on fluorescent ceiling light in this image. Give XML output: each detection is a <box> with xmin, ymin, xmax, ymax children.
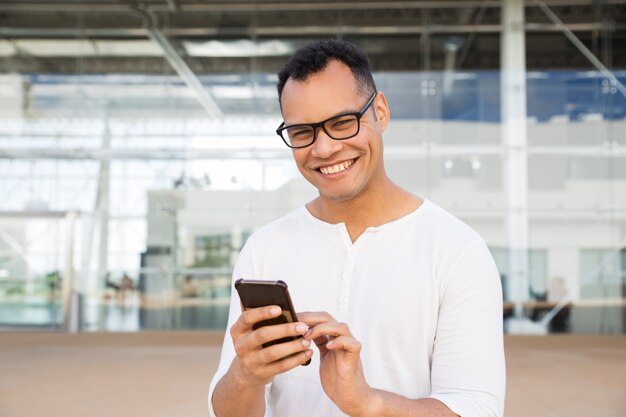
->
<box><xmin>211</xmin><ymin>85</ymin><xmax>276</xmax><ymax>99</ymax></box>
<box><xmin>94</xmin><ymin>40</ymin><xmax>163</xmax><ymax>56</ymax></box>
<box><xmin>576</xmin><ymin>71</ymin><xmax>602</xmax><ymax>78</ymax></box>
<box><xmin>0</xmin><ymin>41</ymin><xmax>17</xmax><ymax>57</ymax></box>
<box><xmin>200</xmin><ymin>75</ymin><xmax>244</xmax><ymax>83</ymax></box>
<box><xmin>31</xmin><ymin>83</ymin><xmax>195</xmax><ymax>98</ymax></box>
<box><xmin>527</xmin><ymin>72</ymin><xmax>549</xmax><ymax>79</ymax></box>
<box><xmin>13</xmin><ymin>40</ymin><xmax>162</xmax><ymax>57</ymax></box>
<box><xmin>16</xmin><ymin>40</ymin><xmax>96</xmax><ymax>56</ymax></box>
<box><xmin>184</xmin><ymin>39</ymin><xmax>295</xmax><ymax>57</ymax></box>
<box><xmin>453</xmin><ymin>73</ymin><xmax>478</xmax><ymax>80</ymax></box>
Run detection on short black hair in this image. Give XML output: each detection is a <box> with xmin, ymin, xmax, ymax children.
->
<box><xmin>277</xmin><ymin>39</ymin><xmax>377</xmax><ymax>102</ymax></box>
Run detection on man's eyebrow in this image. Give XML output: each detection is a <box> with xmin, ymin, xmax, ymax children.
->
<box><xmin>284</xmin><ymin>107</ymin><xmax>361</xmax><ymax>126</ymax></box>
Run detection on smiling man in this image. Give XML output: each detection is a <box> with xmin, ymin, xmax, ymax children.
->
<box><xmin>209</xmin><ymin>40</ymin><xmax>505</xmax><ymax>417</ymax></box>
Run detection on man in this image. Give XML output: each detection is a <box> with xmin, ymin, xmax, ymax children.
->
<box><xmin>209</xmin><ymin>40</ymin><xmax>505</xmax><ymax>417</ymax></box>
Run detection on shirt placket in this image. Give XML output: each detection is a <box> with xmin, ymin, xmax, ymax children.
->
<box><xmin>338</xmin><ymin>247</ymin><xmax>356</xmax><ymax>319</ymax></box>
<box><xmin>337</xmin><ymin>228</ymin><xmax>376</xmax><ymax>320</ymax></box>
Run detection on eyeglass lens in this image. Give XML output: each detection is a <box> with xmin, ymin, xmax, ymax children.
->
<box><xmin>284</xmin><ymin>114</ymin><xmax>359</xmax><ymax>147</ymax></box>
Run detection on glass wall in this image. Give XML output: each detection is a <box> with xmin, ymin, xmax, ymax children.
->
<box><xmin>1</xmin><ymin>2</ymin><xmax>624</xmax><ymax>334</ymax></box>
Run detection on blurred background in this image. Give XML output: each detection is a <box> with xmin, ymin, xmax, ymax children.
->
<box><xmin>0</xmin><ymin>0</ymin><xmax>626</xmax><ymax>334</ymax></box>
<box><xmin>1</xmin><ymin>0</ymin><xmax>624</xmax><ymax>336</ymax></box>
<box><xmin>1</xmin><ymin>2</ymin><xmax>625</xmax><ymax>417</ymax></box>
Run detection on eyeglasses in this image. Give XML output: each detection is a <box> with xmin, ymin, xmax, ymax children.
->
<box><xmin>276</xmin><ymin>92</ymin><xmax>377</xmax><ymax>149</ymax></box>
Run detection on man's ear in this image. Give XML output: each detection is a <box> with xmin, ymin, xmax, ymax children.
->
<box><xmin>373</xmin><ymin>92</ymin><xmax>391</xmax><ymax>132</ymax></box>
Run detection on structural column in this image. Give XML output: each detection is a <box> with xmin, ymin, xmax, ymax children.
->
<box><xmin>96</xmin><ymin>123</ymin><xmax>111</xmax><ymax>295</ymax></box>
<box><xmin>62</xmin><ymin>211</ymin><xmax>79</xmax><ymax>332</ymax></box>
<box><xmin>0</xmin><ymin>75</ymin><xmax>23</xmax><ymax>118</ymax></box>
<box><xmin>501</xmin><ymin>0</ymin><xmax>530</xmax><ymax>329</ymax></box>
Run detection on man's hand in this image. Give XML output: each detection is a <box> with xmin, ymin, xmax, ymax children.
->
<box><xmin>229</xmin><ymin>305</ymin><xmax>314</xmax><ymax>387</ymax></box>
<box><xmin>213</xmin><ymin>306</ymin><xmax>314</xmax><ymax>417</ymax></box>
<box><xmin>299</xmin><ymin>312</ymin><xmax>377</xmax><ymax>417</ymax></box>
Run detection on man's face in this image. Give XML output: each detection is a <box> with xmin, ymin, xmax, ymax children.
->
<box><xmin>279</xmin><ymin>60</ymin><xmax>390</xmax><ymax>203</ymax></box>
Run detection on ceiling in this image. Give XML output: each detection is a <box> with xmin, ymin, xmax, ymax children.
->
<box><xmin>1</xmin><ymin>0</ymin><xmax>625</xmax><ymax>76</ymax></box>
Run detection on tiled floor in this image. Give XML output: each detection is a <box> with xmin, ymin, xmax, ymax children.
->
<box><xmin>0</xmin><ymin>332</ymin><xmax>624</xmax><ymax>417</ymax></box>
<box><xmin>504</xmin><ymin>336</ymin><xmax>626</xmax><ymax>417</ymax></box>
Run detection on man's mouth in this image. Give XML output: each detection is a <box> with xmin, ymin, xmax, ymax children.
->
<box><xmin>318</xmin><ymin>158</ymin><xmax>356</xmax><ymax>175</ymax></box>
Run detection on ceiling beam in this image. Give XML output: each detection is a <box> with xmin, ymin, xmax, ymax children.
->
<box><xmin>535</xmin><ymin>0</ymin><xmax>626</xmax><ymax>98</ymax></box>
<box><xmin>1</xmin><ymin>144</ymin><xmax>625</xmax><ymax>161</ymax></box>
<box><xmin>146</xmin><ymin>27</ymin><xmax>223</xmax><ymax>117</ymax></box>
<box><xmin>2</xmin><ymin>22</ymin><xmax>624</xmax><ymax>40</ymax></box>
<box><xmin>1</xmin><ymin>0</ymin><xmax>625</xmax><ymax>14</ymax></box>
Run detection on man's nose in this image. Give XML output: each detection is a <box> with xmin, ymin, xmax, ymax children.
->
<box><xmin>310</xmin><ymin>128</ymin><xmax>342</xmax><ymax>158</ymax></box>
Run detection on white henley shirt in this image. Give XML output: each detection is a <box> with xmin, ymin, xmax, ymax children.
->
<box><xmin>208</xmin><ymin>199</ymin><xmax>505</xmax><ymax>417</ymax></box>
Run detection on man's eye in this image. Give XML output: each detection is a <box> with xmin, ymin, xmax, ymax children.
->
<box><xmin>291</xmin><ymin>129</ymin><xmax>311</xmax><ymax>138</ymax></box>
<box><xmin>331</xmin><ymin>117</ymin><xmax>356</xmax><ymax>129</ymax></box>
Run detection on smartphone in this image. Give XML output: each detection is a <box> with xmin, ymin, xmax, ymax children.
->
<box><xmin>234</xmin><ymin>279</ymin><xmax>310</xmax><ymax>365</ymax></box>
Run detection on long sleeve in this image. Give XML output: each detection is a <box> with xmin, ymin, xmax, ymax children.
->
<box><xmin>208</xmin><ymin>239</ymin><xmax>273</xmax><ymax>417</ymax></box>
<box><xmin>429</xmin><ymin>240</ymin><xmax>506</xmax><ymax>417</ymax></box>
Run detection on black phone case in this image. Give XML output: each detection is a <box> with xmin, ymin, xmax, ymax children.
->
<box><xmin>234</xmin><ymin>279</ymin><xmax>310</xmax><ymax>365</ymax></box>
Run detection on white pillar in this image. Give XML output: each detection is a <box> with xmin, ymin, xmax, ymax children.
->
<box><xmin>501</xmin><ymin>0</ymin><xmax>530</xmax><ymax>328</ymax></box>
<box><xmin>95</xmin><ymin>123</ymin><xmax>111</xmax><ymax>290</ymax></box>
<box><xmin>547</xmin><ymin>247</ymin><xmax>579</xmax><ymax>301</ymax></box>
<box><xmin>230</xmin><ymin>225</ymin><xmax>242</xmax><ymax>267</ymax></box>
<box><xmin>62</xmin><ymin>211</ymin><xmax>79</xmax><ymax>332</ymax></box>
<box><xmin>0</xmin><ymin>74</ymin><xmax>23</xmax><ymax>118</ymax></box>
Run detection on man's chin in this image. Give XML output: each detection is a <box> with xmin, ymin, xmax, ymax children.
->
<box><xmin>303</xmin><ymin>175</ymin><xmax>365</xmax><ymax>204</ymax></box>
<box><xmin>317</xmin><ymin>189</ymin><xmax>361</xmax><ymax>204</ymax></box>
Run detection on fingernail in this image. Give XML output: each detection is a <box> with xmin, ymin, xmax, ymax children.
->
<box><xmin>270</xmin><ymin>306</ymin><xmax>281</xmax><ymax>315</ymax></box>
<box><xmin>301</xmin><ymin>339</ymin><xmax>311</xmax><ymax>347</ymax></box>
<box><xmin>296</xmin><ymin>323</ymin><xmax>308</xmax><ymax>333</ymax></box>
<box><xmin>305</xmin><ymin>349</ymin><xmax>313</xmax><ymax>358</ymax></box>
<box><xmin>326</xmin><ymin>340</ymin><xmax>334</xmax><ymax>348</ymax></box>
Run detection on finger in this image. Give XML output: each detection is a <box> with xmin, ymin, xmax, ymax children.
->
<box><xmin>262</xmin><ymin>349</ymin><xmax>314</xmax><ymax>377</ymax></box>
<box><xmin>235</xmin><ymin>328</ymin><xmax>305</xmax><ymax>364</ymax></box>
<box><xmin>297</xmin><ymin>311</ymin><xmax>335</xmax><ymax>327</ymax></box>
<box><xmin>326</xmin><ymin>335</ymin><xmax>362</xmax><ymax>354</ymax></box>
<box><xmin>250</xmin><ymin>321</ymin><xmax>309</xmax><ymax>349</ymax></box>
<box><xmin>312</xmin><ymin>335</ymin><xmax>332</xmax><ymax>350</ymax></box>
<box><xmin>257</xmin><ymin>336</ymin><xmax>313</xmax><ymax>364</ymax></box>
<box><xmin>304</xmin><ymin>321</ymin><xmax>352</xmax><ymax>341</ymax></box>
<box><xmin>231</xmin><ymin>305</ymin><xmax>282</xmax><ymax>337</ymax></box>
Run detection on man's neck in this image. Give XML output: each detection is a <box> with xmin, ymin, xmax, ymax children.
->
<box><xmin>307</xmin><ymin>178</ymin><xmax>423</xmax><ymax>243</ymax></box>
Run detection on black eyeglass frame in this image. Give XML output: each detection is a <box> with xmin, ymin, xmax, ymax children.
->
<box><xmin>276</xmin><ymin>91</ymin><xmax>378</xmax><ymax>149</ymax></box>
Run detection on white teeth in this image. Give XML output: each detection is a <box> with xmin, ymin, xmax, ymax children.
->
<box><xmin>320</xmin><ymin>159</ymin><xmax>354</xmax><ymax>175</ymax></box>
